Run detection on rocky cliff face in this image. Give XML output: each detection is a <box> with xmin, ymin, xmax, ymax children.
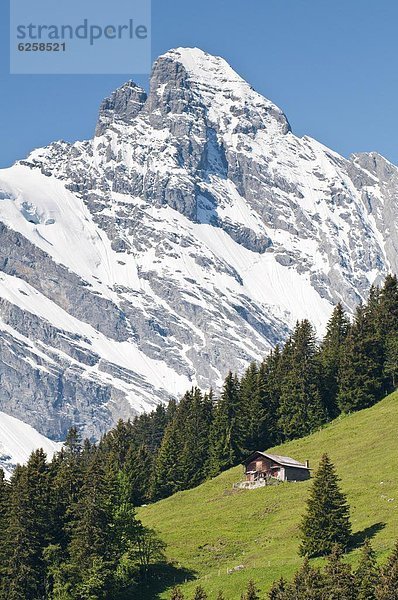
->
<box><xmin>0</xmin><ymin>48</ymin><xmax>397</xmax><ymax>440</ymax></box>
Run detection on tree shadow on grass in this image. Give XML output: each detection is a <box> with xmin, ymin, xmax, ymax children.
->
<box><xmin>351</xmin><ymin>522</ymin><xmax>386</xmax><ymax>549</ymax></box>
<box><xmin>136</xmin><ymin>562</ymin><xmax>197</xmax><ymax>600</ymax></box>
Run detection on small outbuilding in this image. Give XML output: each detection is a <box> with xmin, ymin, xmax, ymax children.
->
<box><xmin>243</xmin><ymin>451</ymin><xmax>311</xmax><ymax>483</ymax></box>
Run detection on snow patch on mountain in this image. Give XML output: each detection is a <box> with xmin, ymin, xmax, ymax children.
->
<box><xmin>0</xmin><ymin>411</ymin><xmax>62</xmax><ymax>479</ymax></box>
<box><xmin>0</xmin><ymin>165</ymin><xmax>141</xmax><ymax>298</ymax></box>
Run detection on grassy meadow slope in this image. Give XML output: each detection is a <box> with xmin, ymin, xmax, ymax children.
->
<box><xmin>138</xmin><ymin>391</ymin><xmax>398</xmax><ymax>599</ymax></box>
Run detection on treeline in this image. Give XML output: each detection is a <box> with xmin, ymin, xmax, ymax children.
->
<box><xmin>168</xmin><ymin>540</ymin><xmax>398</xmax><ymax>599</ymax></box>
<box><xmin>269</xmin><ymin>540</ymin><xmax>398</xmax><ymax>600</ymax></box>
<box><xmin>0</xmin><ymin>432</ymin><xmax>166</xmax><ymax>599</ymax></box>
<box><xmin>1</xmin><ymin>276</ymin><xmax>397</xmax><ymax>598</ymax></box>
<box><xmin>130</xmin><ymin>275</ymin><xmax>398</xmax><ymax>503</ymax></box>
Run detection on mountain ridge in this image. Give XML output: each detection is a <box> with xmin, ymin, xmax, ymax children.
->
<box><xmin>0</xmin><ymin>47</ymin><xmax>397</xmax><ymax>439</ymax></box>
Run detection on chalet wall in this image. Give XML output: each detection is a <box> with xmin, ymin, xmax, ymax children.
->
<box><xmin>284</xmin><ymin>467</ymin><xmax>310</xmax><ymax>482</ymax></box>
<box><xmin>246</xmin><ymin>457</ymin><xmax>273</xmax><ymax>473</ymax></box>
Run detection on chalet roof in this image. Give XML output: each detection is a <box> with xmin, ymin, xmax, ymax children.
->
<box><xmin>244</xmin><ymin>451</ymin><xmax>310</xmax><ymax>470</ymax></box>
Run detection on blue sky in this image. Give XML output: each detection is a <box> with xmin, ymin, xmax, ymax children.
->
<box><xmin>0</xmin><ymin>0</ymin><xmax>397</xmax><ymax>168</ymax></box>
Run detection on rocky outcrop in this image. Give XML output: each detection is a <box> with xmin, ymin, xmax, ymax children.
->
<box><xmin>95</xmin><ymin>81</ymin><xmax>147</xmax><ymax>136</ymax></box>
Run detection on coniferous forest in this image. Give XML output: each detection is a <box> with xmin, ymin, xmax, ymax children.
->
<box><xmin>1</xmin><ymin>275</ymin><xmax>398</xmax><ymax>598</ymax></box>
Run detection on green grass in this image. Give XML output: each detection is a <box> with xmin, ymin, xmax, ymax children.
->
<box><xmin>138</xmin><ymin>391</ymin><xmax>398</xmax><ymax>599</ymax></box>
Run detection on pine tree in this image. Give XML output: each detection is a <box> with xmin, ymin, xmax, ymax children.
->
<box><xmin>148</xmin><ymin>403</ymin><xmax>170</xmax><ymax>451</ymax></box>
<box><xmin>0</xmin><ymin>466</ymin><xmax>9</xmax><ymax>525</ymax></box>
<box><xmin>64</xmin><ymin>426</ymin><xmax>82</xmax><ymax>455</ymax></box>
<box><xmin>262</xmin><ymin>345</ymin><xmax>283</xmax><ymax>444</ymax></box>
<box><xmin>193</xmin><ymin>584</ymin><xmax>208</xmax><ymax>599</ymax></box>
<box><xmin>300</xmin><ymin>453</ymin><xmax>351</xmax><ymax>557</ymax></box>
<box><xmin>278</xmin><ymin>320</ymin><xmax>326</xmax><ymax>440</ymax></box>
<box><xmin>151</xmin><ymin>387</ymin><xmax>212</xmax><ymax>499</ymax></box>
<box><xmin>254</xmin><ymin>349</ymin><xmax>282</xmax><ymax>450</ymax></box>
<box><xmin>377</xmin><ymin>275</ymin><xmax>398</xmax><ymax>338</ymax></box>
<box><xmin>241</xmin><ymin>580</ymin><xmax>260</xmax><ymax>600</ymax></box>
<box><xmin>323</xmin><ymin>545</ymin><xmax>356</xmax><ymax>599</ymax></box>
<box><xmin>0</xmin><ymin>469</ymin><xmax>10</xmax><ymax>596</ymax></box>
<box><xmin>49</xmin><ymin>428</ymin><xmax>85</xmax><ymax>555</ymax></box>
<box><xmin>291</xmin><ymin>557</ymin><xmax>325</xmax><ymax>599</ymax></box>
<box><xmin>240</xmin><ymin>362</ymin><xmax>263</xmax><ymax>453</ymax></box>
<box><xmin>239</xmin><ymin>359</ymin><xmax>280</xmax><ymax>453</ymax></box>
<box><xmin>372</xmin><ymin>277</ymin><xmax>398</xmax><ymax>395</ymax></box>
<box><xmin>112</xmin><ymin>469</ymin><xmax>141</xmax><ymax>556</ymax></box>
<box><xmin>5</xmin><ymin>450</ymin><xmax>51</xmax><ymax>600</ymax></box>
<box><xmin>151</xmin><ymin>409</ymin><xmax>185</xmax><ymax>500</ymax></box>
<box><xmin>100</xmin><ymin>419</ymin><xmax>135</xmax><ymax>470</ymax></box>
<box><xmin>268</xmin><ymin>578</ymin><xmax>292</xmax><ymax>599</ymax></box>
<box><xmin>375</xmin><ymin>540</ymin><xmax>398</xmax><ymax>600</ymax></box>
<box><xmin>125</xmin><ymin>443</ymin><xmax>153</xmax><ymax>506</ymax></box>
<box><xmin>209</xmin><ymin>372</ymin><xmax>243</xmax><ymax>475</ymax></box>
<box><xmin>179</xmin><ymin>388</ymin><xmax>213</xmax><ymax>487</ymax></box>
<box><xmin>385</xmin><ymin>333</ymin><xmax>398</xmax><ymax>389</ymax></box>
<box><xmin>355</xmin><ymin>540</ymin><xmax>379</xmax><ymax>600</ymax></box>
<box><xmin>318</xmin><ymin>303</ymin><xmax>350</xmax><ymax>418</ymax></box>
<box><xmin>66</xmin><ymin>451</ymin><xmax>114</xmax><ymax>597</ymax></box>
<box><xmin>338</xmin><ymin>301</ymin><xmax>384</xmax><ymax>413</ymax></box>
<box><xmin>42</xmin><ymin>543</ymin><xmax>71</xmax><ymax>600</ymax></box>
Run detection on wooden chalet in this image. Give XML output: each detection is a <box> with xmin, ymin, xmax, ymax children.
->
<box><xmin>243</xmin><ymin>451</ymin><xmax>311</xmax><ymax>483</ymax></box>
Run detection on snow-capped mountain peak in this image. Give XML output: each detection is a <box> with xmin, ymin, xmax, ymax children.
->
<box><xmin>0</xmin><ymin>48</ymin><xmax>397</xmax><ymax>441</ymax></box>
<box><xmin>148</xmin><ymin>48</ymin><xmax>291</xmax><ymax>139</ymax></box>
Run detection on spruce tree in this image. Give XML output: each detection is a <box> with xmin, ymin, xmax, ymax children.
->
<box><xmin>241</xmin><ymin>580</ymin><xmax>260</xmax><ymax>600</ymax></box>
<box><xmin>377</xmin><ymin>275</ymin><xmax>398</xmax><ymax>338</ymax></box>
<box><xmin>291</xmin><ymin>557</ymin><xmax>325</xmax><ymax>599</ymax></box>
<box><xmin>385</xmin><ymin>334</ymin><xmax>398</xmax><ymax>389</ymax></box>
<box><xmin>125</xmin><ymin>443</ymin><xmax>153</xmax><ymax>505</ymax></box>
<box><xmin>100</xmin><ymin>419</ymin><xmax>135</xmax><ymax>470</ymax></box>
<box><xmin>323</xmin><ymin>545</ymin><xmax>356</xmax><ymax>599</ymax></box>
<box><xmin>255</xmin><ymin>348</ymin><xmax>282</xmax><ymax>449</ymax></box>
<box><xmin>112</xmin><ymin>469</ymin><xmax>141</xmax><ymax>556</ymax></box>
<box><xmin>355</xmin><ymin>540</ymin><xmax>379</xmax><ymax>600</ymax></box>
<box><xmin>151</xmin><ymin>387</ymin><xmax>212</xmax><ymax>499</ymax></box>
<box><xmin>240</xmin><ymin>362</ymin><xmax>263</xmax><ymax>453</ymax></box>
<box><xmin>179</xmin><ymin>388</ymin><xmax>213</xmax><ymax>487</ymax></box>
<box><xmin>64</xmin><ymin>426</ymin><xmax>82</xmax><ymax>455</ymax></box>
<box><xmin>209</xmin><ymin>372</ymin><xmax>243</xmax><ymax>475</ymax></box>
<box><xmin>268</xmin><ymin>578</ymin><xmax>291</xmax><ymax>599</ymax></box>
<box><xmin>193</xmin><ymin>584</ymin><xmax>208</xmax><ymax>599</ymax></box>
<box><xmin>318</xmin><ymin>303</ymin><xmax>350</xmax><ymax>418</ymax></box>
<box><xmin>338</xmin><ymin>302</ymin><xmax>384</xmax><ymax>413</ymax></box>
<box><xmin>0</xmin><ymin>469</ymin><xmax>10</xmax><ymax>597</ymax></box>
<box><xmin>151</xmin><ymin>408</ymin><xmax>185</xmax><ymax>500</ymax></box>
<box><xmin>5</xmin><ymin>450</ymin><xmax>51</xmax><ymax>600</ymax></box>
<box><xmin>239</xmin><ymin>358</ymin><xmax>280</xmax><ymax>453</ymax></box>
<box><xmin>42</xmin><ymin>543</ymin><xmax>71</xmax><ymax>600</ymax></box>
<box><xmin>300</xmin><ymin>454</ymin><xmax>351</xmax><ymax>557</ymax></box>
<box><xmin>66</xmin><ymin>451</ymin><xmax>114</xmax><ymax>597</ymax></box>
<box><xmin>49</xmin><ymin>428</ymin><xmax>85</xmax><ymax>555</ymax></box>
<box><xmin>148</xmin><ymin>403</ymin><xmax>170</xmax><ymax>452</ymax></box>
<box><xmin>278</xmin><ymin>320</ymin><xmax>326</xmax><ymax>440</ymax></box>
<box><xmin>375</xmin><ymin>540</ymin><xmax>398</xmax><ymax>600</ymax></box>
